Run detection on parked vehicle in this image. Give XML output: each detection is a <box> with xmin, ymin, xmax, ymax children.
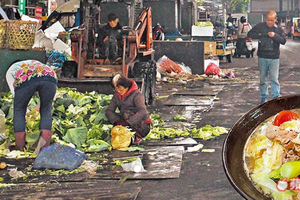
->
<box><xmin>292</xmin><ymin>17</ymin><xmax>300</xmax><ymax>40</ymax></box>
<box><xmin>234</xmin><ymin>38</ymin><xmax>255</xmax><ymax>58</ymax></box>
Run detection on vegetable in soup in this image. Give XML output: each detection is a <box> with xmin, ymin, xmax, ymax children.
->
<box><xmin>244</xmin><ymin>109</ymin><xmax>300</xmax><ymax>200</ymax></box>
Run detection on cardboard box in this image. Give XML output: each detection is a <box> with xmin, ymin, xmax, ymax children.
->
<box><xmin>204</xmin><ymin>59</ymin><xmax>219</xmax><ymax>72</ymax></box>
<box><xmin>204</xmin><ymin>41</ymin><xmax>216</xmax><ymax>55</ymax></box>
<box><xmin>191</xmin><ymin>26</ymin><xmax>213</xmax><ymax>36</ymax></box>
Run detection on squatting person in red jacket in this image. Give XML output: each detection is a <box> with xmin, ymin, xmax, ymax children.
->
<box><xmin>105</xmin><ymin>74</ymin><xmax>152</xmax><ymax>144</ymax></box>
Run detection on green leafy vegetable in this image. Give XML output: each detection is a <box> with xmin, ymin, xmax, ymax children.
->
<box><xmin>85</xmin><ymin>139</ymin><xmax>111</xmax><ymax>152</ymax></box>
<box><xmin>0</xmin><ymin>87</ymin><xmax>227</xmax><ymax>155</ymax></box>
<box><xmin>63</xmin><ymin>127</ymin><xmax>88</xmax><ymax>148</ymax></box>
<box><xmin>173</xmin><ymin>114</ymin><xmax>185</xmax><ymax>121</ymax></box>
<box><xmin>113</xmin><ymin>157</ymin><xmax>138</xmax><ymax>166</ymax></box>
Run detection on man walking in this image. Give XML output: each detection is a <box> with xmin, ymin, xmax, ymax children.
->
<box><xmin>247</xmin><ymin>11</ymin><xmax>286</xmax><ymax>103</ymax></box>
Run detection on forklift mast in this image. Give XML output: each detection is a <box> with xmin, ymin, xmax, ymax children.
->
<box><xmin>70</xmin><ymin>0</ymin><xmax>153</xmax><ymax>76</ymax></box>
<box><xmin>68</xmin><ymin>0</ymin><xmax>156</xmax><ymax>104</ymax></box>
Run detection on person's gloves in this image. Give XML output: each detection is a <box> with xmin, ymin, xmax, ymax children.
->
<box><xmin>114</xmin><ymin>119</ymin><xmax>130</xmax><ymax>126</ymax></box>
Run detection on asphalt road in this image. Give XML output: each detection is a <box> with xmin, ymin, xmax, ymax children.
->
<box><xmin>2</xmin><ymin>38</ymin><xmax>298</xmax><ymax>200</ymax></box>
<box><xmin>133</xmin><ymin>38</ymin><xmax>300</xmax><ymax>200</ymax></box>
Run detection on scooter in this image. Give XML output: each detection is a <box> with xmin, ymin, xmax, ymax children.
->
<box><xmin>234</xmin><ymin>38</ymin><xmax>255</xmax><ymax>58</ymax></box>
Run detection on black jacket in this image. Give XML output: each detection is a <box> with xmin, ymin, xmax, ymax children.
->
<box><xmin>99</xmin><ymin>22</ymin><xmax>123</xmax><ymax>41</ymax></box>
<box><xmin>247</xmin><ymin>22</ymin><xmax>286</xmax><ymax>59</ymax></box>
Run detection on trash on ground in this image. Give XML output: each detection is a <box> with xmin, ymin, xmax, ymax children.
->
<box><xmin>201</xmin><ymin>149</ymin><xmax>215</xmax><ymax>153</ymax></box>
<box><xmin>156</xmin><ymin>55</ymin><xmax>184</xmax><ymax>74</ymax></box>
<box><xmin>121</xmin><ymin>157</ymin><xmax>146</xmax><ymax>173</ymax></box>
<box><xmin>0</xmin><ymin>162</ymin><xmax>7</xmax><ymax>169</ymax></box>
<box><xmin>5</xmin><ymin>150</ymin><xmax>27</xmax><ymax>159</ymax></box>
<box><xmin>80</xmin><ymin>160</ymin><xmax>98</xmax><ymax>174</ymax></box>
<box><xmin>186</xmin><ymin>144</ymin><xmax>204</xmax><ymax>153</ymax></box>
<box><xmin>8</xmin><ymin>168</ymin><xmax>25</xmax><ymax>179</ymax></box>
<box><xmin>33</xmin><ymin>143</ymin><xmax>88</xmax><ymax>171</ymax></box>
<box><xmin>205</xmin><ymin>62</ymin><xmax>220</xmax><ymax>76</ymax></box>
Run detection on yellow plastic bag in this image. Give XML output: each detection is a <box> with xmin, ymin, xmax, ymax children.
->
<box><xmin>111</xmin><ymin>125</ymin><xmax>134</xmax><ymax>149</ymax></box>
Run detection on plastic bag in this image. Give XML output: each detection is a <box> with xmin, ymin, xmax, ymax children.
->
<box><xmin>33</xmin><ymin>143</ymin><xmax>88</xmax><ymax>171</ymax></box>
<box><xmin>178</xmin><ymin>62</ymin><xmax>192</xmax><ymax>74</ymax></box>
<box><xmin>205</xmin><ymin>62</ymin><xmax>220</xmax><ymax>76</ymax></box>
<box><xmin>121</xmin><ymin>157</ymin><xmax>146</xmax><ymax>173</ymax></box>
<box><xmin>111</xmin><ymin>125</ymin><xmax>134</xmax><ymax>149</ymax></box>
<box><xmin>46</xmin><ymin>50</ymin><xmax>67</xmax><ymax>68</ymax></box>
<box><xmin>156</xmin><ymin>55</ymin><xmax>183</xmax><ymax>74</ymax></box>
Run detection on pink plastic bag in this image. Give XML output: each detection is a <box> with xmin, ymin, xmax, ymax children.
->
<box><xmin>205</xmin><ymin>62</ymin><xmax>220</xmax><ymax>76</ymax></box>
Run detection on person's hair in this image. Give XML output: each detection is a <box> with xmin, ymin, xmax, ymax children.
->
<box><xmin>108</xmin><ymin>13</ymin><xmax>118</xmax><ymax>22</ymax></box>
<box><xmin>240</xmin><ymin>16</ymin><xmax>246</xmax><ymax>23</ymax></box>
<box><xmin>267</xmin><ymin>11</ymin><xmax>277</xmax><ymax>18</ymax></box>
<box><xmin>111</xmin><ymin>74</ymin><xmax>132</xmax><ymax>88</ymax></box>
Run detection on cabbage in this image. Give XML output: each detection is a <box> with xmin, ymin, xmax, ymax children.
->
<box><xmin>247</xmin><ymin>120</ymin><xmax>296</xmax><ymax>200</ymax></box>
<box><xmin>85</xmin><ymin>139</ymin><xmax>111</xmax><ymax>152</ymax></box>
<box><xmin>251</xmin><ymin>172</ymin><xmax>278</xmax><ymax>193</ymax></box>
<box><xmin>261</xmin><ymin>143</ymin><xmax>284</xmax><ymax>172</ymax></box>
<box><xmin>272</xmin><ymin>191</ymin><xmax>295</xmax><ymax>200</ymax></box>
<box><xmin>251</xmin><ymin>172</ymin><xmax>295</xmax><ymax>200</ymax></box>
<box><xmin>280</xmin><ymin>119</ymin><xmax>300</xmax><ymax>131</ymax></box>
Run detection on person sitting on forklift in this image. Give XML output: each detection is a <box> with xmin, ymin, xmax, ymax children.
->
<box><xmin>105</xmin><ymin>74</ymin><xmax>152</xmax><ymax>144</ymax></box>
<box><xmin>98</xmin><ymin>13</ymin><xmax>124</xmax><ymax>65</ymax></box>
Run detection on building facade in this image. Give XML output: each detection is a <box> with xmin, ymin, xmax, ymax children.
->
<box><xmin>250</xmin><ymin>0</ymin><xmax>299</xmax><ymax>18</ymax></box>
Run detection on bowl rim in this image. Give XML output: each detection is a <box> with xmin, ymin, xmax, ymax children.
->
<box><xmin>222</xmin><ymin>94</ymin><xmax>300</xmax><ymax>200</ymax></box>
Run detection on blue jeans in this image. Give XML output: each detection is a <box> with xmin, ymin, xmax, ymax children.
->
<box><xmin>13</xmin><ymin>80</ymin><xmax>57</xmax><ymax>132</ymax></box>
<box><xmin>258</xmin><ymin>57</ymin><xmax>280</xmax><ymax>101</ymax></box>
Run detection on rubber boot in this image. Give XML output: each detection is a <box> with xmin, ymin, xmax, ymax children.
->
<box><xmin>14</xmin><ymin>132</ymin><xmax>26</xmax><ymax>151</ymax></box>
<box><xmin>40</xmin><ymin>129</ymin><xmax>53</xmax><ymax>149</ymax></box>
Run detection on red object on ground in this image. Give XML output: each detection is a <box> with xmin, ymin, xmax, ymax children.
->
<box><xmin>273</xmin><ymin>110</ymin><xmax>299</xmax><ymax>126</ymax></box>
<box><xmin>157</xmin><ymin>55</ymin><xmax>183</xmax><ymax>73</ymax></box>
<box><xmin>205</xmin><ymin>62</ymin><xmax>220</xmax><ymax>76</ymax></box>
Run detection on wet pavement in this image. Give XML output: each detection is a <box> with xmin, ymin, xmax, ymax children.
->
<box><xmin>134</xmin><ymin>38</ymin><xmax>300</xmax><ymax>200</ymax></box>
<box><xmin>1</xmin><ymin>38</ymin><xmax>300</xmax><ymax>200</ymax></box>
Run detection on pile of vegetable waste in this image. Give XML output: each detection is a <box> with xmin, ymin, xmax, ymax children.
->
<box><xmin>0</xmin><ymin>87</ymin><xmax>228</xmax><ymax>155</ymax></box>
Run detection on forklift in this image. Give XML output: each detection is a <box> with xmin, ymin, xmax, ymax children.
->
<box><xmin>50</xmin><ymin>0</ymin><xmax>156</xmax><ymax>105</ymax></box>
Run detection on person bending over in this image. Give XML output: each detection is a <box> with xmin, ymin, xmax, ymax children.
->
<box><xmin>6</xmin><ymin>60</ymin><xmax>57</xmax><ymax>151</ymax></box>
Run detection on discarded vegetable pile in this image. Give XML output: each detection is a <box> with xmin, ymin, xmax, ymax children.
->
<box><xmin>0</xmin><ymin>87</ymin><xmax>113</xmax><ymax>154</ymax></box>
<box><xmin>0</xmin><ymin>87</ymin><xmax>228</xmax><ymax>155</ymax></box>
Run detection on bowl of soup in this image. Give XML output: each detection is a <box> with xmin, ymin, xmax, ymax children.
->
<box><xmin>222</xmin><ymin>94</ymin><xmax>300</xmax><ymax>200</ymax></box>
